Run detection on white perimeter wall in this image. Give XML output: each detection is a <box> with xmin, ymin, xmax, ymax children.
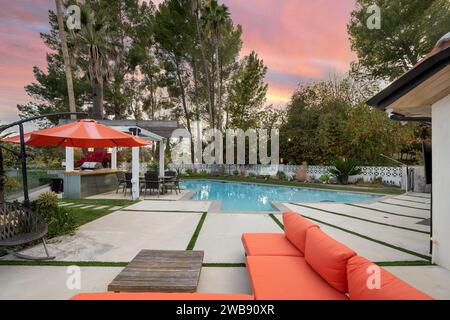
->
<box><xmin>432</xmin><ymin>94</ymin><xmax>450</xmax><ymax>270</ymax></box>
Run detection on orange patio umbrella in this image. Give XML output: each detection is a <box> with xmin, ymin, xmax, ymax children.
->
<box><xmin>2</xmin><ymin>120</ymin><xmax>150</xmax><ymax>148</ymax></box>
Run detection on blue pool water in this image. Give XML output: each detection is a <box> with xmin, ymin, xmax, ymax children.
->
<box><xmin>181</xmin><ymin>180</ymin><xmax>381</xmax><ymax>212</ymax></box>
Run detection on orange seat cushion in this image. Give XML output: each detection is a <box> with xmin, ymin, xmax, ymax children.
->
<box><xmin>347</xmin><ymin>256</ymin><xmax>434</xmax><ymax>300</ymax></box>
<box><xmin>71</xmin><ymin>292</ymin><xmax>254</xmax><ymax>300</ymax></box>
<box><xmin>242</xmin><ymin>233</ymin><xmax>303</xmax><ymax>257</ymax></box>
<box><xmin>283</xmin><ymin>211</ymin><xmax>319</xmax><ymax>253</ymax></box>
<box><xmin>305</xmin><ymin>228</ymin><xmax>356</xmax><ymax>293</ymax></box>
<box><xmin>246</xmin><ymin>256</ymin><xmax>348</xmax><ymax>300</ymax></box>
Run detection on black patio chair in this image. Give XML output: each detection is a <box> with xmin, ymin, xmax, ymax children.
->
<box><xmin>122</xmin><ymin>172</ymin><xmax>133</xmax><ymax>197</ymax></box>
<box><xmin>166</xmin><ymin>170</ymin><xmax>181</xmax><ymax>194</ymax></box>
<box><xmin>0</xmin><ymin>202</ymin><xmax>55</xmax><ymax>260</ymax></box>
<box><xmin>116</xmin><ymin>171</ymin><xmax>129</xmax><ymax>194</ymax></box>
<box><xmin>141</xmin><ymin>172</ymin><xmax>162</xmax><ymax>197</ymax></box>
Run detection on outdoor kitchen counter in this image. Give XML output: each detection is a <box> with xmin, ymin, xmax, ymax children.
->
<box><xmin>63</xmin><ymin>169</ymin><xmax>123</xmax><ymax>199</ymax></box>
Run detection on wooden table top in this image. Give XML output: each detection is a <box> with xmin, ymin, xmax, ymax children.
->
<box><xmin>108</xmin><ymin>250</ymin><xmax>204</xmax><ymax>293</ymax></box>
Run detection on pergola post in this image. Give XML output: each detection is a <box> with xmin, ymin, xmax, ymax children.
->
<box><xmin>111</xmin><ymin>147</ymin><xmax>118</xmax><ymax>170</ymax></box>
<box><xmin>159</xmin><ymin>139</ymin><xmax>166</xmax><ymax>177</ymax></box>
<box><xmin>65</xmin><ymin>147</ymin><xmax>74</xmax><ymax>172</ymax></box>
<box><xmin>131</xmin><ymin>146</ymin><xmax>140</xmax><ymax>200</ymax></box>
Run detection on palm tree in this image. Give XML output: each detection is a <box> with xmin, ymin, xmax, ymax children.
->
<box><xmin>202</xmin><ymin>0</ymin><xmax>229</xmax><ymax>129</ymax></box>
<box><xmin>55</xmin><ymin>0</ymin><xmax>77</xmax><ymax>120</ymax></box>
<box><xmin>191</xmin><ymin>0</ymin><xmax>215</xmax><ymax>129</ymax></box>
<box><xmin>71</xmin><ymin>2</ymin><xmax>112</xmax><ymax>120</ymax></box>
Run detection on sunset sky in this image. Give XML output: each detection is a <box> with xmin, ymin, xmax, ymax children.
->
<box><xmin>0</xmin><ymin>0</ymin><xmax>357</xmax><ymax>125</ymax></box>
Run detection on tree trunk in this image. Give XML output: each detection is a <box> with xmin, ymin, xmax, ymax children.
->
<box><xmin>175</xmin><ymin>60</ymin><xmax>194</xmax><ymax>161</ymax></box>
<box><xmin>55</xmin><ymin>0</ymin><xmax>77</xmax><ymax>120</ymax></box>
<box><xmin>215</xmin><ymin>45</ymin><xmax>222</xmax><ymax>130</ymax></box>
<box><xmin>92</xmin><ymin>80</ymin><xmax>104</xmax><ymax>120</ymax></box>
<box><xmin>193</xmin><ymin>1</ymin><xmax>215</xmax><ymax>129</ymax></box>
<box><xmin>192</xmin><ymin>59</ymin><xmax>202</xmax><ymax>164</ymax></box>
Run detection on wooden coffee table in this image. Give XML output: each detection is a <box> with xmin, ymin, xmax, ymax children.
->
<box><xmin>108</xmin><ymin>250</ymin><xmax>204</xmax><ymax>293</ymax></box>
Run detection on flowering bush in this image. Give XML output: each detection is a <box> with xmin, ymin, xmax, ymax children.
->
<box><xmin>76</xmin><ymin>150</ymin><xmax>111</xmax><ymax>168</ymax></box>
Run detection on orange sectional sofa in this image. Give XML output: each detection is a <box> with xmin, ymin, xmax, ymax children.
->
<box><xmin>72</xmin><ymin>211</ymin><xmax>433</xmax><ymax>301</ymax></box>
<box><xmin>242</xmin><ymin>211</ymin><xmax>433</xmax><ymax>300</ymax></box>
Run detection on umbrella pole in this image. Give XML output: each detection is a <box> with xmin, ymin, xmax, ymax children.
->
<box><xmin>19</xmin><ymin>124</ymin><xmax>30</xmax><ymax>206</ymax></box>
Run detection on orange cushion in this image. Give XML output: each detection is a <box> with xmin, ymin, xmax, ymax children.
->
<box><xmin>242</xmin><ymin>233</ymin><xmax>303</xmax><ymax>257</ymax></box>
<box><xmin>283</xmin><ymin>211</ymin><xmax>319</xmax><ymax>253</ymax></box>
<box><xmin>347</xmin><ymin>256</ymin><xmax>434</xmax><ymax>300</ymax></box>
<box><xmin>71</xmin><ymin>293</ymin><xmax>254</xmax><ymax>300</ymax></box>
<box><xmin>305</xmin><ymin>228</ymin><xmax>356</xmax><ymax>293</ymax></box>
<box><xmin>246</xmin><ymin>256</ymin><xmax>348</xmax><ymax>300</ymax></box>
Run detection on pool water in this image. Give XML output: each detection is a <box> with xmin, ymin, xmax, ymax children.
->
<box><xmin>181</xmin><ymin>180</ymin><xmax>381</xmax><ymax>212</ymax></box>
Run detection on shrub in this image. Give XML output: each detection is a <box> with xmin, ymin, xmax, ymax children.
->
<box><xmin>248</xmin><ymin>172</ymin><xmax>257</xmax><ymax>178</ymax></box>
<box><xmin>76</xmin><ymin>150</ymin><xmax>111</xmax><ymax>168</ymax></box>
<box><xmin>319</xmin><ymin>174</ymin><xmax>330</xmax><ymax>184</ymax></box>
<box><xmin>147</xmin><ymin>161</ymin><xmax>159</xmax><ymax>172</ymax></box>
<box><xmin>276</xmin><ymin>171</ymin><xmax>287</xmax><ymax>181</ymax></box>
<box><xmin>329</xmin><ymin>159</ymin><xmax>362</xmax><ymax>185</ymax></box>
<box><xmin>232</xmin><ymin>170</ymin><xmax>240</xmax><ymax>176</ymax></box>
<box><xmin>185</xmin><ymin>169</ymin><xmax>193</xmax><ymax>176</ymax></box>
<box><xmin>32</xmin><ymin>192</ymin><xmax>75</xmax><ymax>238</ymax></box>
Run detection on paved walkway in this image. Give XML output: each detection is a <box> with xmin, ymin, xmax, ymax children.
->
<box><xmin>2</xmin><ymin>191</ymin><xmax>447</xmax><ymax>300</ymax></box>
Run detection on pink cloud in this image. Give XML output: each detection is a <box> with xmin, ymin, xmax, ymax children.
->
<box><xmin>0</xmin><ymin>0</ymin><xmax>358</xmax><ymax>123</ymax></box>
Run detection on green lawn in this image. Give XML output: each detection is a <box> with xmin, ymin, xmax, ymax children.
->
<box><xmin>182</xmin><ymin>176</ymin><xmax>404</xmax><ymax>195</ymax></box>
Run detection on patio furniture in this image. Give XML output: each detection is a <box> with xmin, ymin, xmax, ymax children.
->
<box><xmin>107</xmin><ymin>250</ymin><xmax>204</xmax><ymax>293</ymax></box>
<box><xmin>122</xmin><ymin>172</ymin><xmax>133</xmax><ymax>196</ymax></box>
<box><xmin>141</xmin><ymin>172</ymin><xmax>163</xmax><ymax>197</ymax></box>
<box><xmin>166</xmin><ymin>171</ymin><xmax>181</xmax><ymax>193</ymax></box>
<box><xmin>0</xmin><ymin>202</ymin><xmax>55</xmax><ymax>260</ymax></box>
<box><xmin>241</xmin><ymin>212</ymin><xmax>433</xmax><ymax>300</ymax></box>
<box><xmin>116</xmin><ymin>172</ymin><xmax>130</xmax><ymax>194</ymax></box>
<box><xmin>71</xmin><ymin>211</ymin><xmax>433</xmax><ymax>301</ymax></box>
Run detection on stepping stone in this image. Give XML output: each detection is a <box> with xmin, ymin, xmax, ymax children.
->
<box><xmin>109</xmin><ymin>206</ymin><xmax>123</xmax><ymax>211</ymax></box>
<box><xmin>59</xmin><ymin>203</ymin><xmax>73</xmax><ymax>207</ymax></box>
<box><xmin>92</xmin><ymin>205</ymin><xmax>110</xmax><ymax>210</ymax></box>
<box><xmin>69</xmin><ymin>204</ymin><xmax>85</xmax><ymax>208</ymax></box>
<box><xmin>79</xmin><ymin>205</ymin><xmax>96</xmax><ymax>209</ymax></box>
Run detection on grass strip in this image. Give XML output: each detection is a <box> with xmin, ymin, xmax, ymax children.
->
<box><xmin>202</xmin><ymin>263</ymin><xmax>246</xmax><ymax>268</ymax></box>
<box><xmin>346</xmin><ymin>204</ymin><xmax>424</xmax><ymax>220</ymax></box>
<box><xmin>269</xmin><ymin>214</ymin><xmax>284</xmax><ymax>231</ymax></box>
<box><xmin>296</xmin><ymin>214</ymin><xmax>431</xmax><ymax>261</ymax></box>
<box><xmin>186</xmin><ymin>212</ymin><xmax>208</xmax><ymax>251</ymax></box>
<box><xmin>0</xmin><ymin>260</ymin><xmax>128</xmax><ymax>267</ymax></box>
<box><xmin>182</xmin><ymin>176</ymin><xmax>403</xmax><ymax>195</ymax></box>
<box><xmin>290</xmin><ymin>203</ymin><xmax>430</xmax><ymax>235</ymax></box>
<box><xmin>380</xmin><ymin>201</ymin><xmax>430</xmax><ymax>211</ymax></box>
<box><xmin>403</xmin><ymin>194</ymin><xmax>431</xmax><ymax>200</ymax></box>
<box><xmin>392</xmin><ymin>197</ymin><xmax>431</xmax><ymax>205</ymax></box>
<box><xmin>375</xmin><ymin>261</ymin><xmax>433</xmax><ymax>267</ymax></box>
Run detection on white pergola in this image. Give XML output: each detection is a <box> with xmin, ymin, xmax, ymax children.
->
<box><xmin>64</xmin><ymin>125</ymin><xmax>166</xmax><ymax>201</ymax></box>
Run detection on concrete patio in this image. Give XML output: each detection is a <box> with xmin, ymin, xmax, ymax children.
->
<box><xmin>1</xmin><ymin>191</ymin><xmax>449</xmax><ymax>300</ymax></box>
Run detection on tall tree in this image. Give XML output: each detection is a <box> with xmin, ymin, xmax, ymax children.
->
<box><xmin>227</xmin><ymin>51</ymin><xmax>268</xmax><ymax>130</ymax></box>
<box><xmin>70</xmin><ymin>1</ymin><xmax>113</xmax><ymax>119</ymax></box>
<box><xmin>348</xmin><ymin>0</ymin><xmax>450</xmax><ymax>80</ymax></box>
<box><xmin>55</xmin><ymin>0</ymin><xmax>77</xmax><ymax>119</ymax></box>
<box><xmin>192</xmin><ymin>0</ymin><xmax>215</xmax><ymax>129</ymax></box>
<box><xmin>202</xmin><ymin>0</ymin><xmax>230</xmax><ymax>129</ymax></box>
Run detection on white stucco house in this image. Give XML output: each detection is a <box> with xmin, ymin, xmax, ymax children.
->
<box><xmin>368</xmin><ymin>33</ymin><xmax>450</xmax><ymax>270</ymax></box>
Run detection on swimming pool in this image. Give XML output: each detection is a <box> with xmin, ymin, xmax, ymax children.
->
<box><xmin>181</xmin><ymin>180</ymin><xmax>381</xmax><ymax>212</ymax></box>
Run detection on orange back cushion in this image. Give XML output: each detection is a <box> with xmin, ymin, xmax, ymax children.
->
<box><xmin>283</xmin><ymin>211</ymin><xmax>318</xmax><ymax>253</ymax></box>
<box><xmin>305</xmin><ymin>227</ymin><xmax>356</xmax><ymax>293</ymax></box>
<box><xmin>347</xmin><ymin>256</ymin><xmax>433</xmax><ymax>300</ymax></box>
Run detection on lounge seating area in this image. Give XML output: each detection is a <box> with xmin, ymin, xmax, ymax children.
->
<box><xmin>71</xmin><ymin>212</ymin><xmax>432</xmax><ymax>301</ymax></box>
